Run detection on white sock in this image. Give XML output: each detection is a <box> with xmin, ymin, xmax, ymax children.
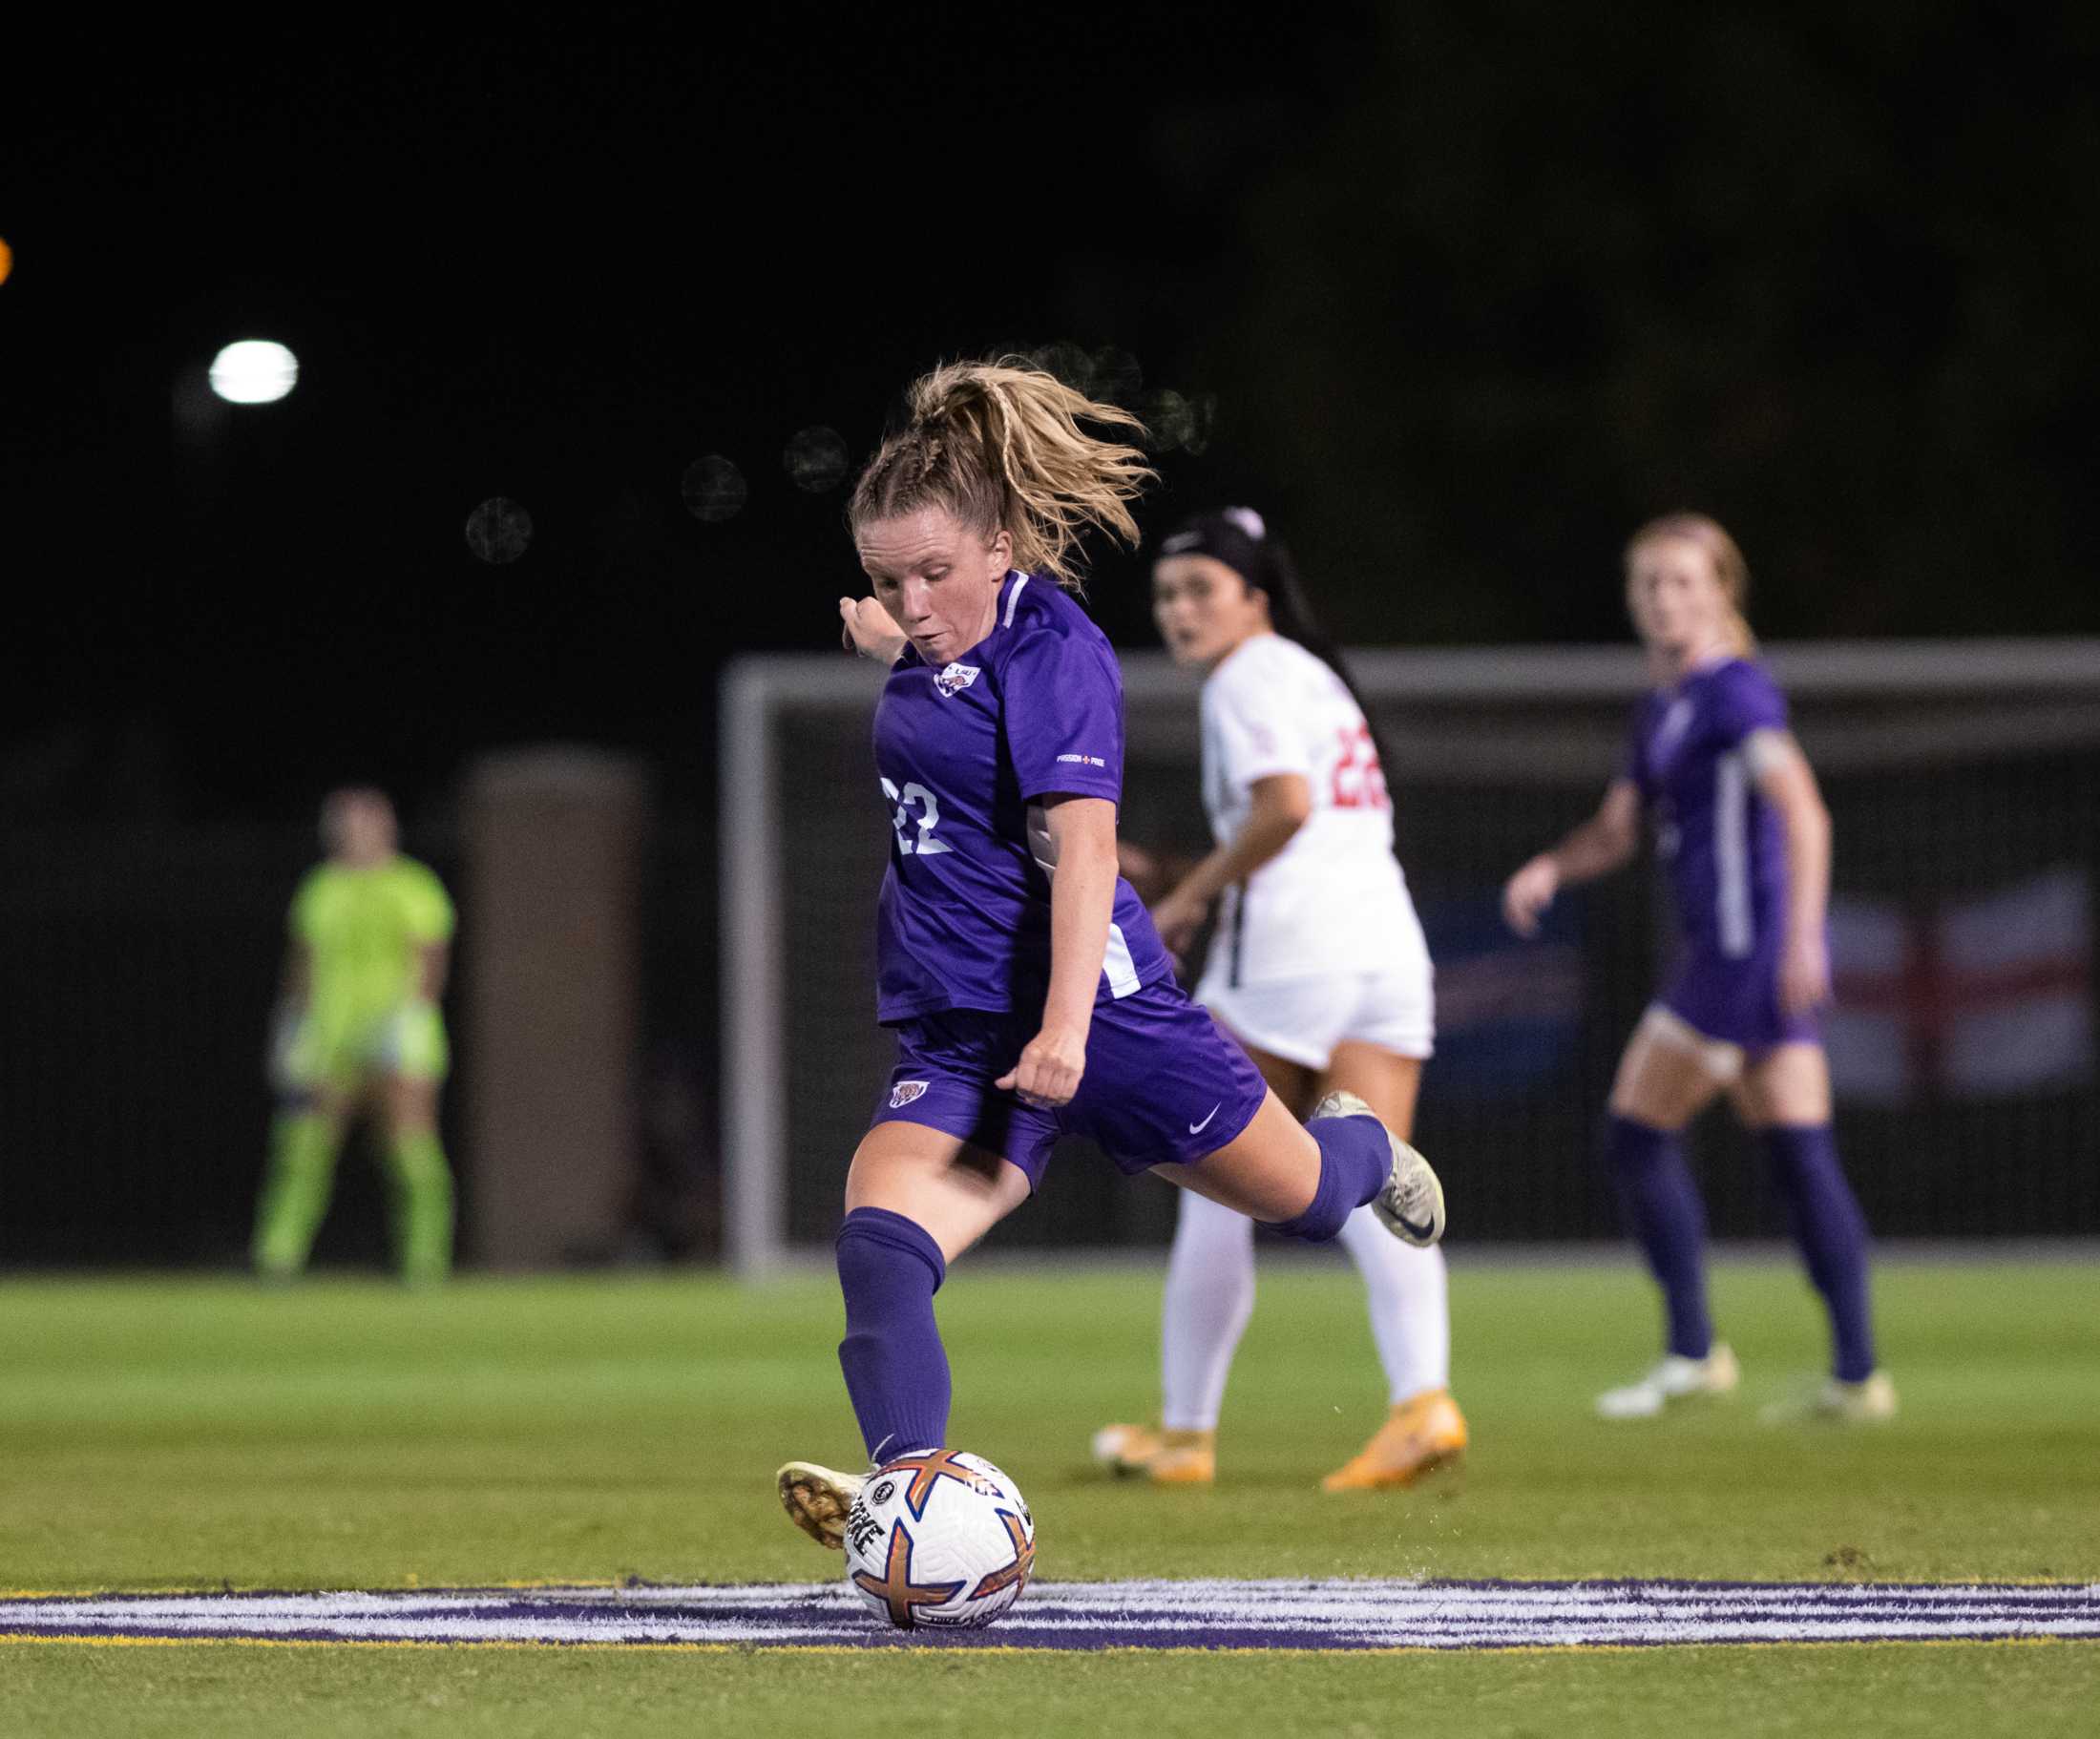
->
<box><xmin>1160</xmin><ymin>1188</ymin><xmax>1257</xmax><ymax>1431</ymax></box>
<box><xmin>1337</xmin><ymin>1205</ymin><xmax>1451</xmax><ymax>1402</ymax></box>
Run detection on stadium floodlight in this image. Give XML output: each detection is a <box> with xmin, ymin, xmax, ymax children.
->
<box><xmin>208</xmin><ymin>340</ymin><xmax>299</xmax><ymax>405</ymax></box>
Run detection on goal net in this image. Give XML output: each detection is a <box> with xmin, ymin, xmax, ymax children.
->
<box><xmin>721</xmin><ymin>639</ymin><xmax>2100</xmax><ymax>1273</ymax></box>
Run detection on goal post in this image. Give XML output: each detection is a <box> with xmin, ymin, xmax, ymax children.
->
<box><xmin>721</xmin><ymin>639</ymin><xmax>2100</xmax><ymax>1276</ymax></box>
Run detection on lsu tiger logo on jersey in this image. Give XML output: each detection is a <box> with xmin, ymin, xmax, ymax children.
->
<box><xmin>934</xmin><ymin>664</ymin><xmax>981</xmax><ymax>697</ymax></box>
<box><xmin>890</xmin><ymin>1079</ymin><xmax>931</xmax><ymax>1109</ymax></box>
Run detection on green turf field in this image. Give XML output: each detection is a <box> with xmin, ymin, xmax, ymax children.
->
<box><xmin>2</xmin><ymin>1256</ymin><xmax>2095</xmax><ymax>1735</ymax></box>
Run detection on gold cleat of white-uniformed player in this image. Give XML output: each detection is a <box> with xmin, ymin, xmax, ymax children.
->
<box><xmin>1091</xmin><ymin>1422</ymin><xmax>1165</xmax><ymax>1476</ymax></box>
<box><xmin>1594</xmin><ymin>1344</ymin><xmax>1740</xmax><ymax>1419</ymax></box>
<box><xmin>1312</xmin><ymin>1090</ymin><xmax>1445</xmax><ymax>1247</ymax></box>
<box><xmin>1758</xmin><ymin>1370</ymin><xmax>1899</xmax><ymax>1426</ymax></box>
<box><xmin>1089</xmin><ymin>1423</ymin><xmax>1215</xmax><ymax>1484</ymax></box>
<box><xmin>1322</xmin><ymin>1389</ymin><xmax>1469</xmax><ymax>1492</ymax></box>
<box><xmin>776</xmin><ymin>1460</ymin><xmax>866</xmax><ymax>1549</ymax></box>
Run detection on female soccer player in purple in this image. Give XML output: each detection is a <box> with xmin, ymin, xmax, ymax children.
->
<box><xmin>1502</xmin><ymin>513</ymin><xmax>1894</xmax><ymax>1423</ymax></box>
<box><xmin>777</xmin><ymin>361</ymin><xmax>1446</xmax><ymax>1548</ymax></box>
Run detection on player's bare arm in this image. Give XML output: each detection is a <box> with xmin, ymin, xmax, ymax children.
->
<box><xmin>1151</xmin><ymin>772</ymin><xmax>1312</xmax><ymax>955</ymax></box>
<box><xmin>1747</xmin><ymin>729</ymin><xmax>1834</xmax><ymax>1016</ymax></box>
<box><xmin>1502</xmin><ymin>776</ymin><xmax>1642</xmax><ymax>936</ymax></box>
<box><xmin>997</xmin><ymin>794</ymin><xmax>1116</xmax><ymax>1109</ymax></box>
<box><xmin>417</xmin><ymin>941</ymin><xmax>450</xmax><ymax>1002</ymax></box>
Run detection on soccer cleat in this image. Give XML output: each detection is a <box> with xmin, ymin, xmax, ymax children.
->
<box><xmin>1321</xmin><ymin>1389</ymin><xmax>1469</xmax><ymax>1492</ymax></box>
<box><xmin>1594</xmin><ymin>1344</ymin><xmax>1740</xmax><ymax>1419</ymax></box>
<box><xmin>776</xmin><ymin>1460</ymin><xmax>866</xmax><ymax>1549</ymax></box>
<box><xmin>1145</xmin><ymin>1429</ymin><xmax>1216</xmax><ymax>1485</ymax></box>
<box><xmin>1312</xmin><ymin>1090</ymin><xmax>1445</xmax><ymax>1247</ymax></box>
<box><xmin>1091</xmin><ymin>1422</ymin><xmax>1165</xmax><ymax>1476</ymax></box>
<box><xmin>1759</xmin><ymin>1370</ymin><xmax>1899</xmax><ymax>1426</ymax></box>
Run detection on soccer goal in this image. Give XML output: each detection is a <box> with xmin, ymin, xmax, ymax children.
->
<box><xmin>721</xmin><ymin>639</ymin><xmax>2100</xmax><ymax>1275</ymax></box>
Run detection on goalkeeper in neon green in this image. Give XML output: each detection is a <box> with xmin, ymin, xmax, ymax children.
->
<box><xmin>253</xmin><ymin>787</ymin><xmax>456</xmax><ymax>1284</ymax></box>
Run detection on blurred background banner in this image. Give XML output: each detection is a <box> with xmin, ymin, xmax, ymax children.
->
<box><xmin>1417</xmin><ymin>895</ymin><xmax>1585</xmax><ymax>1100</ymax></box>
<box><xmin>1826</xmin><ymin>868</ymin><xmax>2093</xmax><ymax>1105</ymax></box>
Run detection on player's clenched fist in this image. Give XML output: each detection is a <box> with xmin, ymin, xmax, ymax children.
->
<box><xmin>997</xmin><ymin>1023</ymin><xmax>1088</xmax><ymax>1110</ymax></box>
<box><xmin>839</xmin><ymin>596</ymin><xmax>908</xmax><ymax>663</ymax></box>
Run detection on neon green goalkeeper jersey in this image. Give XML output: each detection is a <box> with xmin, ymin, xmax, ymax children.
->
<box><xmin>292</xmin><ymin>855</ymin><xmax>455</xmax><ymax>1034</ymax></box>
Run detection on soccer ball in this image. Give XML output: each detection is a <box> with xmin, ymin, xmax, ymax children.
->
<box><xmin>842</xmin><ymin>1448</ymin><xmax>1035</xmax><ymax>1630</ymax></box>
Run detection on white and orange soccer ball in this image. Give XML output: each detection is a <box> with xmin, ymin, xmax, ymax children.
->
<box><xmin>842</xmin><ymin>1448</ymin><xmax>1035</xmax><ymax>1630</ymax></box>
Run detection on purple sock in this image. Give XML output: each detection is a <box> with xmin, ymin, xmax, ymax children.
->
<box><xmin>1263</xmin><ymin>1114</ymin><xmax>1390</xmax><ymax>1243</ymax></box>
<box><xmin>834</xmin><ymin>1206</ymin><xmax>950</xmax><ymax>1462</ymax></box>
<box><xmin>1761</xmin><ymin>1124</ymin><xmax>1876</xmax><ymax>1383</ymax></box>
<box><xmin>1606</xmin><ymin>1114</ymin><xmax>1712</xmax><ymax>1359</ymax></box>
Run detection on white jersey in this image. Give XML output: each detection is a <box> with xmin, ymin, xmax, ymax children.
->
<box><xmin>1197</xmin><ymin>633</ymin><xmax>1425</xmax><ymax>987</ymax></box>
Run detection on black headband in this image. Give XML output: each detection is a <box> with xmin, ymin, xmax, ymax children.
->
<box><xmin>1157</xmin><ymin>507</ymin><xmax>1273</xmax><ymax>591</ymax></box>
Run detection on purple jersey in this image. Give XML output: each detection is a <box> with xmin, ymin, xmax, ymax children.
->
<box><xmin>871</xmin><ymin>572</ymin><xmax>1174</xmax><ymax>1024</ymax></box>
<box><xmin>1626</xmin><ymin>657</ymin><xmax>1792</xmax><ymax>961</ymax></box>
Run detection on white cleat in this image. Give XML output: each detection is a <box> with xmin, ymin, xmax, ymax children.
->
<box><xmin>1595</xmin><ymin>1345</ymin><xmax>1740</xmax><ymax>1418</ymax></box>
<box><xmin>1759</xmin><ymin>1370</ymin><xmax>1899</xmax><ymax>1426</ymax></box>
<box><xmin>776</xmin><ymin>1460</ymin><xmax>866</xmax><ymax>1549</ymax></box>
<box><xmin>1312</xmin><ymin>1090</ymin><xmax>1445</xmax><ymax>1247</ymax></box>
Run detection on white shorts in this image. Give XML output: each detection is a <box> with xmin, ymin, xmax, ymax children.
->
<box><xmin>1195</xmin><ymin>965</ymin><xmax>1436</xmax><ymax>1072</ymax></box>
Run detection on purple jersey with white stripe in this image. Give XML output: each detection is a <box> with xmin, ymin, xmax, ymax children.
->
<box><xmin>1626</xmin><ymin>657</ymin><xmax>1791</xmax><ymax>961</ymax></box>
<box><xmin>872</xmin><ymin>572</ymin><xmax>1174</xmax><ymax>1024</ymax></box>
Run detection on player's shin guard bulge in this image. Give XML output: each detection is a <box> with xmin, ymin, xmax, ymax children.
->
<box><xmin>1760</xmin><ymin>1124</ymin><xmax>1878</xmax><ymax>1384</ymax></box>
<box><xmin>1606</xmin><ymin>1113</ymin><xmax>1712</xmax><ymax>1360</ymax></box>
<box><xmin>386</xmin><ymin>1131</ymin><xmax>453</xmax><ymax>1286</ymax></box>
<box><xmin>833</xmin><ymin>1207</ymin><xmax>951</xmax><ymax>1465</ymax></box>
<box><xmin>251</xmin><ymin>1113</ymin><xmax>340</xmax><ymax>1279</ymax></box>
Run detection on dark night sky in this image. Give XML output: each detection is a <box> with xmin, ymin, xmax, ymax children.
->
<box><xmin>7</xmin><ymin>7</ymin><xmax>2096</xmax><ymax>823</ymax></box>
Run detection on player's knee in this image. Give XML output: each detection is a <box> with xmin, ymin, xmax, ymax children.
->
<box><xmin>835</xmin><ymin>1207</ymin><xmax>946</xmax><ymax>1300</ymax></box>
<box><xmin>1604</xmin><ymin>1112</ymin><xmax>1676</xmax><ymax>1177</ymax></box>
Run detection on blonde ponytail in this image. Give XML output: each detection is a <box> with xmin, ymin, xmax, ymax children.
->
<box><xmin>850</xmin><ymin>358</ymin><xmax>1155</xmax><ymax>589</ymax></box>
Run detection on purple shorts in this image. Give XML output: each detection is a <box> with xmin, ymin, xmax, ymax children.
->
<box><xmin>872</xmin><ymin>978</ymin><xmax>1270</xmax><ymax>1189</ymax></box>
<box><xmin>1661</xmin><ymin>942</ymin><xmax>1819</xmax><ymax>1055</ymax></box>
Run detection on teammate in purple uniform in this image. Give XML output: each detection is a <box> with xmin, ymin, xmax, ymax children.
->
<box><xmin>776</xmin><ymin>360</ymin><xmax>1448</xmax><ymax>1548</ymax></box>
<box><xmin>1502</xmin><ymin>513</ymin><xmax>1895</xmax><ymax>1423</ymax></box>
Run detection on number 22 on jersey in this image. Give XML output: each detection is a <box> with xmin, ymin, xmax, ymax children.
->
<box><xmin>1330</xmin><ymin>723</ymin><xmax>1389</xmax><ymax>810</ymax></box>
<box><xmin>882</xmin><ymin>777</ymin><xmax>952</xmax><ymax>856</ymax></box>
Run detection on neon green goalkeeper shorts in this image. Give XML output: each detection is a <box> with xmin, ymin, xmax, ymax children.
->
<box><xmin>282</xmin><ymin>1001</ymin><xmax>450</xmax><ymax>1095</ymax></box>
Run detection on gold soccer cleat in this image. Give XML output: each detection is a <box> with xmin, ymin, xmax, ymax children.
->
<box><xmin>1594</xmin><ymin>1345</ymin><xmax>1741</xmax><ymax>1419</ymax></box>
<box><xmin>1091</xmin><ymin>1423</ymin><xmax>1212</xmax><ymax>1483</ymax></box>
<box><xmin>1145</xmin><ymin>1429</ymin><xmax>1216</xmax><ymax>1486</ymax></box>
<box><xmin>1321</xmin><ymin>1389</ymin><xmax>1469</xmax><ymax>1492</ymax></box>
<box><xmin>1312</xmin><ymin>1090</ymin><xmax>1445</xmax><ymax>1247</ymax></box>
<box><xmin>776</xmin><ymin>1460</ymin><xmax>866</xmax><ymax>1549</ymax></box>
<box><xmin>1091</xmin><ymin>1422</ymin><xmax>1165</xmax><ymax>1476</ymax></box>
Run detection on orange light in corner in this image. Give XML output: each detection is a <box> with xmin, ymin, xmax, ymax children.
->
<box><xmin>0</xmin><ymin>238</ymin><xmax>12</xmax><ymax>286</ymax></box>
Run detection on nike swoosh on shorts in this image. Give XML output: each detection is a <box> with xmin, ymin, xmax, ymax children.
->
<box><xmin>1187</xmin><ymin>1104</ymin><xmax>1221</xmax><ymax>1135</ymax></box>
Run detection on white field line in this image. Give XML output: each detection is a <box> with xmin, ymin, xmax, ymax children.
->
<box><xmin>5</xmin><ymin>1582</ymin><xmax>2098</xmax><ymax>1650</ymax></box>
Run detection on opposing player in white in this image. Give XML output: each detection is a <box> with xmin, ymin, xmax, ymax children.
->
<box><xmin>1095</xmin><ymin>509</ymin><xmax>1467</xmax><ymax>1490</ymax></box>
